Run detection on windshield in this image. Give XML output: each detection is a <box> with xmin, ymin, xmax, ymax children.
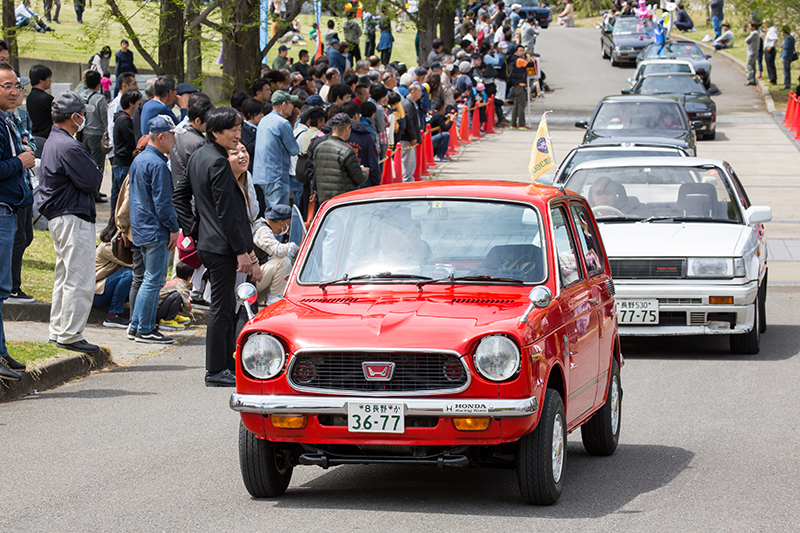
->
<box><xmin>640</xmin><ymin>63</ymin><xmax>693</xmax><ymax>77</ymax></box>
<box><xmin>516</xmin><ymin>0</ymin><xmax>542</xmax><ymax>7</ymax></box>
<box><xmin>564</xmin><ymin>166</ymin><xmax>743</xmax><ymax>223</ymax></box>
<box><xmin>613</xmin><ymin>17</ymin><xmax>654</xmax><ymax>35</ymax></box>
<box><xmin>559</xmin><ymin>148</ymin><xmax>682</xmax><ymax>183</ymax></box>
<box><xmin>592</xmin><ymin>102</ymin><xmax>688</xmax><ymax>133</ymax></box>
<box><xmin>299</xmin><ymin>199</ymin><xmax>547</xmax><ymax>284</ymax></box>
<box><xmin>635</xmin><ymin>75</ymin><xmax>707</xmax><ymax>95</ymax></box>
<box><xmin>646</xmin><ymin>42</ymin><xmax>705</xmax><ymax>60</ymax></box>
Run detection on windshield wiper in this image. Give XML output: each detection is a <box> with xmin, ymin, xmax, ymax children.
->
<box><xmin>595</xmin><ymin>216</ymin><xmax>643</xmax><ymax>222</ymax></box>
<box><xmin>640</xmin><ymin>216</ymin><xmax>736</xmax><ymax>224</ymax></box>
<box><xmin>416</xmin><ymin>273</ymin><xmax>525</xmax><ymax>291</ymax></box>
<box><xmin>319</xmin><ymin>272</ymin><xmax>432</xmax><ymax>292</ymax></box>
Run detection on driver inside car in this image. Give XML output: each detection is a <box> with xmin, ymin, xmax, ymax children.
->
<box><xmin>588</xmin><ymin>176</ymin><xmax>649</xmax><ymax>217</ymax></box>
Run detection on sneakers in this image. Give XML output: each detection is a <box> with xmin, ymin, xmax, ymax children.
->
<box><xmin>103</xmin><ymin>314</ymin><xmax>130</xmax><ymax>328</ymax></box>
<box><xmin>7</xmin><ymin>289</ymin><xmax>34</xmax><ymax>303</ymax></box>
<box><xmin>0</xmin><ymin>359</ymin><xmax>21</xmax><ymax>381</ymax></box>
<box><xmin>135</xmin><ymin>330</ymin><xmax>175</xmax><ymax>344</ymax></box>
<box><xmin>158</xmin><ymin>319</ymin><xmax>185</xmax><ymax>331</ymax></box>
<box><xmin>126</xmin><ymin>326</ymin><xmax>137</xmax><ymax>340</ymax></box>
<box><xmin>205</xmin><ymin>369</ymin><xmax>236</xmax><ymax>387</ymax></box>
<box><xmin>174</xmin><ymin>315</ymin><xmax>191</xmax><ymax>325</ymax></box>
<box><xmin>56</xmin><ymin>340</ymin><xmax>100</xmax><ymax>353</ymax></box>
<box><xmin>2</xmin><ymin>354</ymin><xmax>26</xmax><ymax>372</ymax></box>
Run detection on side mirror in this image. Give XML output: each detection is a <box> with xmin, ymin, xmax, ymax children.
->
<box><xmin>519</xmin><ymin>286</ymin><xmax>553</xmax><ymax>324</ymax></box>
<box><xmin>691</xmin><ymin>120</ymin><xmax>704</xmax><ymax>130</ymax></box>
<box><xmin>621</xmin><ymin>88</ymin><xmax>632</xmax><ymax>95</ymax></box>
<box><xmin>745</xmin><ymin>205</ymin><xmax>772</xmax><ymax>225</ymax></box>
<box><xmin>626</xmin><ymin>77</ymin><xmax>633</xmax><ymax>85</ymax></box>
<box><xmin>575</xmin><ymin>120</ymin><xmax>589</xmax><ymax>129</ymax></box>
<box><xmin>236</xmin><ymin>283</ymin><xmax>258</xmax><ymax>320</ymax></box>
<box><xmin>704</xmin><ymin>54</ymin><xmax>712</xmax><ymax>59</ymax></box>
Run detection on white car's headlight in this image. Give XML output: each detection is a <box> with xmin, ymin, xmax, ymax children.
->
<box><xmin>473</xmin><ymin>336</ymin><xmax>521</xmax><ymax>382</ymax></box>
<box><xmin>687</xmin><ymin>257</ymin><xmax>744</xmax><ymax>278</ymax></box>
<box><xmin>241</xmin><ymin>334</ymin><xmax>286</xmax><ymax>379</ymax></box>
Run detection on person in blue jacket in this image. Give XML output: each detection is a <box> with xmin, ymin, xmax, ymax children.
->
<box><xmin>140</xmin><ymin>75</ymin><xmax>187</xmax><ymax>136</ymax></box>
<box><xmin>339</xmin><ymin>101</ymin><xmax>381</xmax><ymax>188</ymax></box>
<box><xmin>781</xmin><ymin>26</ymin><xmax>796</xmax><ymax>90</ymax></box>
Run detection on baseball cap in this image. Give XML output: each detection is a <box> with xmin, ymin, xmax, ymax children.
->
<box><xmin>329</xmin><ymin>38</ymin><xmax>340</xmax><ymax>45</ymax></box>
<box><xmin>148</xmin><ymin>114</ymin><xmax>178</xmax><ymax>133</ymax></box>
<box><xmin>459</xmin><ymin>61</ymin><xmax>472</xmax><ymax>74</ymax></box>
<box><xmin>272</xmin><ymin>90</ymin><xmax>299</xmax><ymax>104</ymax></box>
<box><xmin>430</xmin><ymin>61</ymin><xmax>443</xmax><ymax>70</ymax></box>
<box><xmin>52</xmin><ymin>91</ymin><xmax>94</xmax><ymax>114</ymax></box>
<box><xmin>278</xmin><ymin>45</ymin><xmax>289</xmax><ymax>53</ymax></box>
<box><xmin>176</xmin><ymin>83</ymin><xmax>199</xmax><ymax>95</ymax></box>
<box><xmin>265</xmin><ymin>204</ymin><xmax>292</xmax><ymax>221</ymax></box>
<box><xmin>512</xmin><ymin>3</ymin><xmax>521</xmax><ymax>9</ymax></box>
<box><xmin>305</xmin><ymin>94</ymin><xmax>325</xmax><ymax>107</ymax></box>
<box><xmin>328</xmin><ymin>112</ymin><xmax>351</xmax><ymax>126</ymax></box>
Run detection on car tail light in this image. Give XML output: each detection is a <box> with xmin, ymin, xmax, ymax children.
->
<box><xmin>271</xmin><ymin>415</ymin><xmax>307</xmax><ymax>429</ymax></box>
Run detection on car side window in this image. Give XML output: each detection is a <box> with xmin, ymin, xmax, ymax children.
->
<box><xmin>570</xmin><ymin>202</ymin><xmax>605</xmax><ymax>277</ymax></box>
<box><xmin>725</xmin><ymin>164</ymin><xmax>751</xmax><ymax>208</ymax></box>
<box><xmin>551</xmin><ymin>205</ymin><xmax>583</xmax><ymax>288</ymax></box>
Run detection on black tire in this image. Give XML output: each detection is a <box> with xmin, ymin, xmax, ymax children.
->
<box><xmin>581</xmin><ymin>359</ymin><xmax>621</xmax><ymax>456</ymax></box>
<box><xmin>759</xmin><ymin>276</ymin><xmax>767</xmax><ymax>333</ymax></box>
<box><xmin>602</xmin><ymin>41</ymin><xmax>610</xmax><ymax>59</ymax></box>
<box><xmin>610</xmin><ymin>53</ymin><xmax>620</xmax><ymax>67</ymax></box>
<box><xmin>703</xmin><ymin>131</ymin><xmax>716</xmax><ymax>140</ymax></box>
<box><xmin>239</xmin><ymin>421</ymin><xmax>293</xmax><ymax>498</ymax></box>
<box><xmin>517</xmin><ymin>389</ymin><xmax>566</xmax><ymax>505</ymax></box>
<box><xmin>730</xmin><ymin>294</ymin><xmax>761</xmax><ymax>355</ymax></box>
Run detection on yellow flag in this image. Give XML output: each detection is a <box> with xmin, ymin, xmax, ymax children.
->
<box><xmin>529</xmin><ymin>113</ymin><xmax>555</xmax><ymax>182</ymax></box>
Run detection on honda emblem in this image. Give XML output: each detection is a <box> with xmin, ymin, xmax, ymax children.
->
<box><xmin>362</xmin><ymin>362</ymin><xmax>395</xmax><ymax>381</ymax></box>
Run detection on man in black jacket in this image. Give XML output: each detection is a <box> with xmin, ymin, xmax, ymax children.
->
<box><xmin>26</xmin><ymin>64</ymin><xmax>53</xmax><ymax>144</ymax></box>
<box><xmin>400</xmin><ymin>84</ymin><xmax>423</xmax><ymax>181</ymax></box>
<box><xmin>338</xmin><ymin>101</ymin><xmax>380</xmax><ymax>188</ymax></box>
<box><xmin>173</xmin><ymin>107</ymin><xmax>262</xmax><ymax>387</ymax></box>
<box><xmin>110</xmin><ymin>88</ymin><xmax>140</xmax><ymax>212</ymax></box>
<box><xmin>169</xmin><ymin>94</ymin><xmax>214</xmax><ymax>185</ymax></box>
<box><xmin>38</xmin><ymin>92</ymin><xmax>104</xmax><ymax>354</ymax></box>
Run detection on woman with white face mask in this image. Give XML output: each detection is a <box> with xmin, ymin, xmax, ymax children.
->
<box><xmin>251</xmin><ymin>204</ymin><xmax>299</xmax><ymax>304</ymax></box>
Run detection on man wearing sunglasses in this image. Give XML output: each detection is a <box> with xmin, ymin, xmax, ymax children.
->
<box><xmin>0</xmin><ymin>62</ymin><xmax>35</xmax><ymax>380</ymax></box>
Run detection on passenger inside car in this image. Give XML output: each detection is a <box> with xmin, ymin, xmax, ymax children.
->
<box><xmin>588</xmin><ymin>177</ymin><xmax>650</xmax><ymax>217</ymax></box>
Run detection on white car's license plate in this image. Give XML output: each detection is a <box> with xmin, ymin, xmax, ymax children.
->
<box><xmin>617</xmin><ymin>299</ymin><xmax>659</xmax><ymax>324</ymax></box>
<box><xmin>347</xmin><ymin>402</ymin><xmax>405</xmax><ymax>433</ymax></box>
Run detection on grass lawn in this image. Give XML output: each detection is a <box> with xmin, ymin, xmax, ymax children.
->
<box><xmin>20</xmin><ymin>229</ymin><xmax>56</xmax><ymax>303</ymax></box>
<box><xmin>6</xmin><ymin>340</ymin><xmax>71</xmax><ymax>368</ymax></box>
<box><xmin>16</xmin><ymin>3</ymin><xmax>420</xmax><ymax>76</ymax></box>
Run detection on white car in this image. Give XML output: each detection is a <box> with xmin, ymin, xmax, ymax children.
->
<box><xmin>627</xmin><ymin>59</ymin><xmax>696</xmax><ymax>88</ymax></box>
<box><xmin>563</xmin><ymin>157</ymin><xmax>771</xmax><ymax>354</ymax></box>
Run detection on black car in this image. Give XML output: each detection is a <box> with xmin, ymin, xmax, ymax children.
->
<box><xmin>575</xmin><ymin>95</ymin><xmax>702</xmax><ymax>156</ymax></box>
<box><xmin>552</xmin><ymin>142</ymin><xmax>690</xmax><ymax>184</ymax></box>
<box><xmin>601</xmin><ymin>15</ymin><xmax>655</xmax><ymax>66</ymax></box>
<box><xmin>517</xmin><ymin>0</ymin><xmax>553</xmax><ymax>29</ymax></box>
<box><xmin>637</xmin><ymin>41</ymin><xmax>713</xmax><ymax>88</ymax></box>
<box><xmin>623</xmin><ymin>73</ymin><xmax>717</xmax><ymax>140</ymax></box>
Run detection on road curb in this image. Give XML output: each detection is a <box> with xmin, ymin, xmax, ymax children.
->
<box><xmin>3</xmin><ymin>301</ymin><xmax>209</xmax><ymax>325</ymax></box>
<box><xmin>0</xmin><ymin>347</ymin><xmax>113</xmax><ymax>403</ymax></box>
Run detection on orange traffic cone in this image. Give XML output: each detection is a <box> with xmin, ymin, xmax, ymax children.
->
<box><xmin>425</xmin><ymin>125</ymin><xmax>437</xmax><ymax>168</ymax></box>
<box><xmin>419</xmin><ymin>141</ymin><xmax>430</xmax><ymax>176</ymax></box>
<box><xmin>413</xmin><ymin>144</ymin><xmax>423</xmax><ymax>181</ymax></box>
<box><xmin>484</xmin><ymin>96</ymin><xmax>497</xmax><ymax>134</ymax></box>
<box><xmin>459</xmin><ymin>107</ymin><xmax>472</xmax><ymax>144</ymax></box>
<box><xmin>470</xmin><ymin>106</ymin><xmax>482</xmax><ymax>140</ymax></box>
<box><xmin>380</xmin><ymin>146</ymin><xmax>393</xmax><ymax>185</ymax></box>
<box><xmin>782</xmin><ymin>92</ymin><xmax>795</xmax><ymax>125</ymax></box>
<box><xmin>447</xmin><ymin>121</ymin><xmax>459</xmax><ymax>155</ymax></box>
<box><xmin>393</xmin><ymin>142</ymin><xmax>403</xmax><ymax>183</ymax></box>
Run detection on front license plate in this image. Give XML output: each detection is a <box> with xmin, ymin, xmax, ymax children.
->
<box><xmin>617</xmin><ymin>299</ymin><xmax>659</xmax><ymax>324</ymax></box>
<box><xmin>347</xmin><ymin>402</ymin><xmax>405</xmax><ymax>433</ymax></box>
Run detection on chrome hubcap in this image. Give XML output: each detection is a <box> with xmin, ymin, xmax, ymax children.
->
<box><xmin>552</xmin><ymin>413</ymin><xmax>564</xmax><ymax>483</ymax></box>
<box><xmin>610</xmin><ymin>376</ymin><xmax>620</xmax><ymax>435</ymax></box>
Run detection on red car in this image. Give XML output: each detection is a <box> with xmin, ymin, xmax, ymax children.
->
<box><xmin>230</xmin><ymin>180</ymin><xmax>622</xmax><ymax>505</ymax></box>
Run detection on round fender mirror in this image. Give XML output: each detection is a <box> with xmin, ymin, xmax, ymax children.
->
<box><xmin>529</xmin><ymin>286</ymin><xmax>553</xmax><ymax>309</ymax></box>
<box><xmin>236</xmin><ymin>282</ymin><xmax>258</xmax><ymax>305</ymax></box>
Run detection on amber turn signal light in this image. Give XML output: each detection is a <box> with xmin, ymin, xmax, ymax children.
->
<box><xmin>271</xmin><ymin>414</ymin><xmax>307</xmax><ymax>429</ymax></box>
<box><xmin>709</xmin><ymin>296</ymin><xmax>734</xmax><ymax>305</ymax></box>
<box><xmin>452</xmin><ymin>417</ymin><xmax>490</xmax><ymax>431</ymax></box>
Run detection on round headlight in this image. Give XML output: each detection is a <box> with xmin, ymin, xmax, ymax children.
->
<box><xmin>473</xmin><ymin>336</ymin><xmax>521</xmax><ymax>382</ymax></box>
<box><xmin>241</xmin><ymin>334</ymin><xmax>286</xmax><ymax>379</ymax></box>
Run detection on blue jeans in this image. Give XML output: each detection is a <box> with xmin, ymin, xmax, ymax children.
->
<box><xmin>712</xmin><ymin>16</ymin><xmax>722</xmax><ymax>38</ymax></box>
<box><xmin>432</xmin><ymin>132</ymin><xmax>450</xmax><ymax>158</ymax></box>
<box><xmin>259</xmin><ymin>179</ymin><xmax>289</xmax><ymax>213</ymax></box>
<box><xmin>0</xmin><ymin>205</ymin><xmax>17</xmax><ymax>358</ymax></box>
<box><xmin>111</xmin><ymin>165</ymin><xmax>129</xmax><ymax>214</ymax></box>
<box><xmin>93</xmin><ymin>267</ymin><xmax>133</xmax><ymax>315</ymax></box>
<box><xmin>129</xmin><ymin>240</ymin><xmax>169</xmax><ymax>334</ymax></box>
<box><xmin>783</xmin><ymin>57</ymin><xmax>792</xmax><ymax>88</ymax></box>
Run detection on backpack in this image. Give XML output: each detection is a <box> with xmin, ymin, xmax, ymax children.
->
<box><xmin>294</xmin><ymin>127</ymin><xmax>312</xmax><ymax>184</ymax></box>
<box><xmin>88</xmin><ymin>54</ymin><xmax>97</xmax><ymax>69</ymax></box>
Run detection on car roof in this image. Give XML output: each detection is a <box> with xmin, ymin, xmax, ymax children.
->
<box><xmin>599</xmin><ymin>94</ymin><xmax>682</xmax><ymax>104</ymax></box>
<box><xmin>571</xmin><ymin>142</ymin><xmax>685</xmax><ymax>151</ymax></box>
<box><xmin>568</xmin><ymin>156</ymin><xmax>726</xmax><ymax>173</ymax></box>
<box><xmin>326</xmin><ymin>180</ymin><xmax>571</xmax><ymax>207</ymax></box>
<box><xmin>638</xmin><ymin>59</ymin><xmax>695</xmax><ymax>67</ymax></box>
<box><xmin>638</xmin><ymin>72</ymin><xmax>702</xmax><ymax>79</ymax></box>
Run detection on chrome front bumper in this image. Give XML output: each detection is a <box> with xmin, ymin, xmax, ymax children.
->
<box><xmin>230</xmin><ymin>394</ymin><xmax>539</xmax><ymax>418</ymax></box>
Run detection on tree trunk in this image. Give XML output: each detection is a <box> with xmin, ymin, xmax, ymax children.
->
<box><xmin>417</xmin><ymin>0</ymin><xmax>437</xmax><ymax>65</ymax></box>
<box><xmin>159</xmin><ymin>0</ymin><xmax>185</xmax><ymax>81</ymax></box>
<box><xmin>439</xmin><ymin>0</ymin><xmax>456</xmax><ymax>53</ymax></box>
<box><xmin>2</xmin><ymin>0</ymin><xmax>19</xmax><ymax>71</ymax></box>
<box><xmin>185</xmin><ymin>0</ymin><xmax>203</xmax><ymax>84</ymax></box>
<box><xmin>222</xmin><ymin>0</ymin><xmax>261</xmax><ymax>97</ymax></box>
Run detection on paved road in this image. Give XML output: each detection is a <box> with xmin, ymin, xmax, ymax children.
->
<box><xmin>4</xmin><ymin>25</ymin><xmax>800</xmax><ymax>532</ymax></box>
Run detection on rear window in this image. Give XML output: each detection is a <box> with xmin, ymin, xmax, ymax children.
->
<box><xmin>613</xmin><ymin>17</ymin><xmax>654</xmax><ymax>34</ymax></box>
<box><xmin>592</xmin><ymin>102</ymin><xmax>688</xmax><ymax>132</ymax></box>
<box><xmin>560</xmin><ymin>148</ymin><xmax>681</xmax><ymax>182</ymax></box>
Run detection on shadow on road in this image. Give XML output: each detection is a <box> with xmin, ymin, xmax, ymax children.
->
<box><xmin>622</xmin><ymin>323</ymin><xmax>800</xmax><ymax>361</ymax></box>
<box><xmin>112</xmin><ymin>364</ymin><xmax>200</xmax><ymax>373</ymax></box>
<box><xmin>21</xmin><ymin>388</ymin><xmax>158</xmax><ymax>400</ymax></box>
<box><xmin>266</xmin><ymin>443</ymin><xmax>693</xmax><ymax>518</ymax></box>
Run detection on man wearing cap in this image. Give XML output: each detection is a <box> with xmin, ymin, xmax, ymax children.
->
<box><xmin>253</xmin><ymin>90</ymin><xmax>300</xmax><ymax>212</ymax></box>
<box><xmin>252</xmin><ymin>205</ymin><xmax>298</xmax><ymax>302</ymax></box>
<box><xmin>327</xmin><ymin>39</ymin><xmax>350</xmax><ymax>77</ymax></box>
<box><xmin>170</xmin><ymin>94</ymin><xmax>214</xmax><ymax>185</ymax></box>
<box><xmin>272</xmin><ymin>45</ymin><xmax>292</xmax><ymax>71</ymax></box>
<box><xmin>140</xmin><ymin>75</ymin><xmax>188</xmax><ymax>136</ymax></box>
<box><xmin>37</xmin><ymin>91</ymin><xmax>104</xmax><ymax>353</ymax></box>
<box><xmin>0</xmin><ymin>61</ymin><xmax>36</xmax><ymax>380</ymax></box>
<box><xmin>127</xmin><ymin>115</ymin><xmax>181</xmax><ymax>344</ymax></box>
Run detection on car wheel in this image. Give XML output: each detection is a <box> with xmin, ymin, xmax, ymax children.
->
<box><xmin>704</xmin><ymin>131</ymin><xmax>716</xmax><ymax>140</ymax></box>
<box><xmin>517</xmin><ymin>389</ymin><xmax>566</xmax><ymax>505</ymax></box>
<box><xmin>611</xmin><ymin>54</ymin><xmax>620</xmax><ymax>67</ymax></box>
<box><xmin>239</xmin><ymin>421</ymin><xmax>293</xmax><ymax>498</ymax></box>
<box><xmin>602</xmin><ymin>42</ymin><xmax>610</xmax><ymax>59</ymax></box>
<box><xmin>730</xmin><ymin>294</ymin><xmax>761</xmax><ymax>355</ymax></box>
<box><xmin>759</xmin><ymin>277</ymin><xmax>767</xmax><ymax>333</ymax></box>
<box><xmin>580</xmin><ymin>359</ymin><xmax>621</xmax><ymax>456</ymax></box>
